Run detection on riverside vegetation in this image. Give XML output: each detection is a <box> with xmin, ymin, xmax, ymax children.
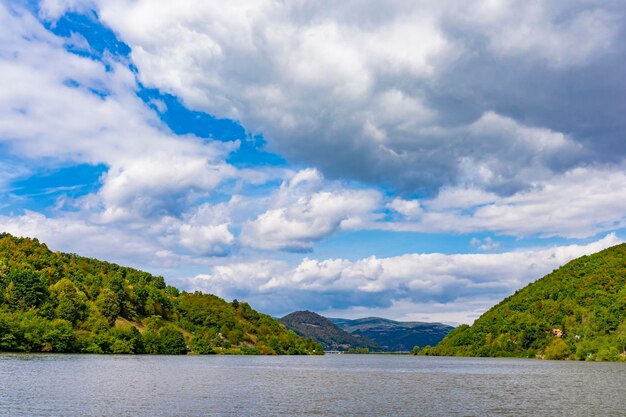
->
<box><xmin>417</xmin><ymin>244</ymin><xmax>626</xmax><ymax>361</ymax></box>
<box><xmin>0</xmin><ymin>233</ymin><xmax>323</xmax><ymax>355</ymax></box>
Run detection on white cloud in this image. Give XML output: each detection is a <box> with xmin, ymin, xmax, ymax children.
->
<box><xmin>0</xmin><ymin>4</ymin><xmax>241</xmax><ymax>224</ymax></box>
<box><xmin>189</xmin><ymin>234</ymin><xmax>623</xmax><ymax>323</ymax></box>
<box><xmin>179</xmin><ymin>223</ymin><xmax>234</xmax><ymax>256</ymax></box>
<box><xmin>377</xmin><ymin>165</ymin><xmax>626</xmax><ymax>239</ymax></box>
<box><xmin>422</xmin><ymin>166</ymin><xmax>626</xmax><ymax>238</ymax></box>
<box><xmin>0</xmin><ymin>4</ymin><xmax>250</xmax><ymax>259</ymax></box>
<box><xmin>240</xmin><ymin>169</ymin><xmax>381</xmax><ymax>251</ymax></box>
<box><xmin>388</xmin><ymin>198</ymin><xmax>422</xmax><ymax>218</ymax></box>
<box><xmin>98</xmin><ymin>153</ymin><xmax>236</xmax><ymax>221</ymax></box>
<box><xmin>0</xmin><ymin>211</ymin><xmax>185</xmax><ymax>267</ymax></box>
<box><xmin>190</xmin><ymin>260</ymin><xmax>287</xmax><ymax>299</ymax></box>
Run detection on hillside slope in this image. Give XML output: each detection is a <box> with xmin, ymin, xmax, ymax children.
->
<box><xmin>280</xmin><ymin>311</ymin><xmax>382</xmax><ymax>351</ymax></box>
<box><xmin>331</xmin><ymin>317</ymin><xmax>454</xmax><ymax>351</ymax></box>
<box><xmin>0</xmin><ymin>233</ymin><xmax>322</xmax><ymax>355</ymax></box>
<box><xmin>424</xmin><ymin>243</ymin><xmax>626</xmax><ymax>361</ymax></box>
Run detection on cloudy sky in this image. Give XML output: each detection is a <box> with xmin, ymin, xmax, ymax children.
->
<box><xmin>1</xmin><ymin>0</ymin><xmax>625</xmax><ymax>324</ymax></box>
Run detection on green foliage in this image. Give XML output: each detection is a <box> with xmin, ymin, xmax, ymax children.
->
<box><xmin>50</xmin><ymin>279</ymin><xmax>88</xmax><ymax>324</ymax></box>
<box><xmin>345</xmin><ymin>347</ymin><xmax>370</xmax><ymax>354</ymax></box>
<box><xmin>0</xmin><ymin>233</ymin><xmax>322</xmax><ymax>355</ymax></box>
<box><xmin>544</xmin><ymin>338</ymin><xmax>570</xmax><ymax>360</ymax></box>
<box><xmin>4</xmin><ymin>268</ymin><xmax>48</xmax><ymax>309</ymax></box>
<box><xmin>95</xmin><ymin>288</ymin><xmax>120</xmax><ymax>326</ymax></box>
<box><xmin>426</xmin><ymin>244</ymin><xmax>626</xmax><ymax>361</ymax></box>
<box><xmin>190</xmin><ymin>330</ymin><xmax>217</xmax><ymax>354</ymax></box>
<box><xmin>158</xmin><ymin>327</ymin><xmax>187</xmax><ymax>355</ymax></box>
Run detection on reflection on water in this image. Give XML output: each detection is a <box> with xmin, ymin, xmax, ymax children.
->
<box><xmin>0</xmin><ymin>354</ymin><xmax>624</xmax><ymax>417</ymax></box>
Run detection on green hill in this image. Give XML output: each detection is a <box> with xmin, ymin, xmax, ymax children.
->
<box><xmin>330</xmin><ymin>317</ymin><xmax>453</xmax><ymax>352</ymax></box>
<box><xmin>0</xmin><ymin>233</ymin><xmax>323</xmax><ymax>355</ymax></box>
<box><xmin>280</xmin><ymin>311</ymin><xmax>383</xmax><ymax>351</ymax></box>
<box><xmin>422</xmin><ymin>243</ymin><xmax>626</xmax><ymax>361</ymax></box>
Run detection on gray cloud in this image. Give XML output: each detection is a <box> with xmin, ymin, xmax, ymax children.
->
<box><xmin>51</xmin><ymin>0</ymin><xmax>626</xmax><ymax>195</ymax></box>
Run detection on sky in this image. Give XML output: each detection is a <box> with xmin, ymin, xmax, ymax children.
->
<box><xmin>1</xmin><ymin>0</ymin><xmax>625</xmax><ymax>325</ymax></box>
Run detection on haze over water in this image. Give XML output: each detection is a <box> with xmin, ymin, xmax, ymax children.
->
<box><xmin>1</xmin><ymin>354</ymin><xmax>624</xmax><ymax>417</ymax></box>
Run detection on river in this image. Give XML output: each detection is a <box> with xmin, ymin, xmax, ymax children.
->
<box><xmin>1</xmin><ymin>354</ymin><xmax>624</xmax><ymax>416</ymax></box>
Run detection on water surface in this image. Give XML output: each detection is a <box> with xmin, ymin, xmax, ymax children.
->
<box><xmin>1</xmin><ymin>354</ymin><xmax>624</xmax><ymax>416</ymax></box>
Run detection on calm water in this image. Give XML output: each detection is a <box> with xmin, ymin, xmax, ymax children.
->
<box><xmin>1</xmin><ymin>354</ymin><xmax>625</xmax><ymax>417</ymax></box>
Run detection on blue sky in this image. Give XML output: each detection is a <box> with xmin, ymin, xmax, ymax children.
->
<box><xmin>1</xmin><ymin>1</ymin><xmax>625</xmax><ymax>324</ymax></box>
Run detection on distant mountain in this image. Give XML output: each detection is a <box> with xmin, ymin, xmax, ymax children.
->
<box><xmin>427</xmin><ymin>243</ymin><xmax>626</xmax><ymax>361</ymax></box>
<box><xmin>280</xmin><ymin>311</ymin><xmax>383</xmax><ymax>351</ymax></box>
<box><xmin>330</xmin><ymin>317</ymin><xmax>454</xmax><ymax>352</ymax></box>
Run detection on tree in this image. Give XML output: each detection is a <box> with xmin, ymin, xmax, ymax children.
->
<box><xmin>5</xmin><ymin>268</ymin><xmax>48</xmax><ymax>309</ymax></box>
<box><xmin>544</xmin><ymin>338</ymin><xmax>570</xmax><ymax>360</ymax></box>
<box><xmin>190</xmin><ymin>330</ymin><xmax>217</xmax><ymax>354</ymax></box>
<box><xmin>159</xmin><ymin>327</ymin><xmax>187</xmax><ymax>354</ymax></box>
<box><xmin>50</xmin><ymin>278</ymin><xmax>88</xmax><ymax>323</ymax></box>
<box><xmin>143</xmin><ymin>331</ymin><xmax>161</xmax><ymax>354</ymax></box>
<box><xmin>96</xmin><ymin>288</ymin><xmax>121</xmax><ymax>326</ymax></box>
<box><xmin>42</xmin><ymin>319</ymin><xmax>74</xmax><ymax>352</ymax></box>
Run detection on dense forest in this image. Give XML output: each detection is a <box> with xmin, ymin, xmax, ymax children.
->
<box><xmin>280</xmin><ymin>311</ymin><xmax>383</xmax><ymax>351</ymax></box>
<box><xmin>420</xmin><ymin>244</ymin><xmax>626</xmax><ymax>361</ymax></box>
<box><xmin>0</xmin><ymin>233</ymin><xmax>323</xmax><ymax>355</ymax></box>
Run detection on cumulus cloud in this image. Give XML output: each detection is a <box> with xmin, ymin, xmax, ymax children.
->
<box><xmin>175</xmin><ymin>202</ymin><xmax>236</xmax><ymax>256</ymax></box>
<box><xmin>190</xmin><ymin>234</ymin><xmax>623</xmax><ymax>323</ymax></box>
<box><xmin>378</xmin><ymin>165</ymin><xmax>626</xmax><ymax>239</ymax></box>
<box><xmin>44</xmin><ymin>0</ymin><xmax>626</xmax><ymax>194</ymax></box>
<box><xmin>388</xmin><ymin>198</ymin><xmax>422</xmax><ymax>219</ymax></box>
<box><xmin>423</xmin><ymin>166</ymin><xmax>626</xmax><ymax>238</ymax></box>
<box><xmin>0</xmin><ymin>3</ymin><xmax>241</xmax><ymax>223</ymax></box>
<box><xmin>178</xmin><ymin>224</ymin><xmax>234</xmax><ymax>256</ymax></box>
<box><xmin>0</xmin><ymin>3</ymin><xmax>251</xmax><ymax>259</ymax></box>
<box><xmin>240</xmin><ymin>169</ymin><xmax>381</xmax><ymax>251</ymax></box>
<box><xmin>0</xmin><ymin>211</ymin><xmax>184</xmax><ymax>267</ymax></box>
<box><xmin>1</xmin><ymin>201</ymin><xmax>239</xmax><ymax>265</ymax></box>
<box><xmin>98</xmin><ymin>153</ymin><xmax>236</xmax><ymax>221</ymax></box>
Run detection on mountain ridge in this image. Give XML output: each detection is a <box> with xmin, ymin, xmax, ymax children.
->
<box><xmin>280</xmin><ymin>310</ymin><xmax>383</xmax><ymax>351</ymax></box>
<box><xmin>330</xmin><ymin>316</ymin><xmax>454</xmax><ymax>351</ymax></box>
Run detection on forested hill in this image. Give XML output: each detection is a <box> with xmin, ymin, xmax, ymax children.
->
<box><xmin>0</xmin><ymin>233</ymin><xmax>323</xmax><ymax>355</ymax></box>
<box><xmin>422</xmin><ymin>243</ymin><xmax>626</xmax><ymax>361</ymax></box>
<box><xmin>280</xmin><ymin>311</ymin><xmax>383</xmax><ymax>351</ymax></box>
